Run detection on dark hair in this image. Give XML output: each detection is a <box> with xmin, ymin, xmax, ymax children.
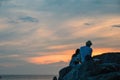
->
<box><xmin>86</xmin><ymin>40</ymin><xmax>92</xmax><ymax>47</ymax></box>
<box><xmin>72</xmin><ymin>49</ymin><xmax>80</xmax><ymax>57</ymax></box>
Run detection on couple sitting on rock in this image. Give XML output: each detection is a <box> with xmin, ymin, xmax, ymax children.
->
<box><xmin>58</xmin><ymin>40</ymin><xmax>93</xmax><ymax>80</ymax></box>
<box><xmin>69</xmin><ymin>40</ymin><xmax>93</xmax><ymax>68</ymax></box>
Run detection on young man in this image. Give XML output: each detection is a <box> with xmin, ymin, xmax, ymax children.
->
<box><xmin>77</xmin><ymin>40</ymin><xmax>93</xmax><ymax>63</ymax></box>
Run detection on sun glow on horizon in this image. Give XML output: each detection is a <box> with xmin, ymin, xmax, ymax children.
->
<box><xmin>26</xmin><ymin>48</ymin><xmax>120</xmax><ymax>65</ymax></box>
<box><xmin>0</xmin><ymin>0</ymin><xmax>120</xmax><ymax>74</ymax></box>
<box><xmin>92</xmin><ymin>48</ymin><xmax>120</xmax><ymax>56</ymax></box>
<box><xmin>27</xmin><ymin>50</ymin><xmax>74</xmax><ymax>64</ymax></box>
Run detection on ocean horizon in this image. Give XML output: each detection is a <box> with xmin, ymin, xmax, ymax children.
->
<box><xmin>0</xmin><ymin>75</ymin><xmax>57</xmax><ymax>80</ymax></box>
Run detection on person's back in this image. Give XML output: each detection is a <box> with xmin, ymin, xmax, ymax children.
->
<box><xmin>69</xmin><ymin>49</ymin><xmax>79</xmax><ymax>67</ymax></box>
<box><xmin>80</xmin><ymin>46</ymin><xmax>92</xmax><ymax>63</ymax></box>
<box><xmin>77</xmin><ymin>40</ymin><xmax>93</xmax><ymax>63</ymax></box>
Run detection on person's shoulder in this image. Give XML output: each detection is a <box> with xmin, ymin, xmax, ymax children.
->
<box><xmin>80</xmin><ymin>46</ymin><xmax>86</xmax><ymax>48</ymax></box>
<box><xmin>83</xmin><ymin>46</ymin><xmax>92</xmax><ymax>50</ymax></box>
<box><xmin>88</xmin><ymin>47</ymin><xmax>92</xmax><ymax>52</ymax></box>
<box><xmin>90</xmin><ymin>47</ymin><xmax>93</xmax><ymax>50</ymax></box>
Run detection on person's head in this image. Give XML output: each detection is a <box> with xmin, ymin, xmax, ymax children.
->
<box><xmin>72</xmin><ymin>49</ymin><xmax>80</xmax><ymax>57</ymax></box>
<box><xmin>86</xmin><ymin>40</ymin><xmax>92</xmax><ymax>47</ymax></box>
<box><xmin>75</xmin><ymin>48</ymin><xmax>80</xmax><ymax>54</ymax></box>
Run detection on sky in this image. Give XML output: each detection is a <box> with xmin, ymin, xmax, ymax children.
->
<box><xmin>0</xmin><ymin>0</ymin><xmax>120</xmax><ymax>75</ymax></box>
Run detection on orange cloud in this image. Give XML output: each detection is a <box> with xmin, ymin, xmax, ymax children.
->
<box><xmin>27</xmin><ymin>49</ymin><xmax>74</xmax><ymax>64</ymax></box>
<box><xmin>27</xmin><ymin>48</ymin><xmax>120</xmax><ymax>65</ymax></box>
<box><xmin>93</xmin><ymin>48</ymin><xmax>120</xmax><ymax>56</ymax></box>
<box><xmin>62</xmin><ymin>16</ymin><xmax>120</xmax><ymax>38</ymax></box>
<box><xmin>27</xmin><ymin>55</ymin><xmax>69</xmax><ymax>64</ymax></box>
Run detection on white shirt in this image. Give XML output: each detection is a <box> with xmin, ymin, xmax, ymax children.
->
<box><xmin>77</xmin><ymin>46</ymin><xmax>92</xmax><ymax>63</ymax></box>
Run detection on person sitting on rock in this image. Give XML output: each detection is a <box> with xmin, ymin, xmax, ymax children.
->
<box><xmin>58</xmin><ymin>49</ymin><xmax>79</xmax><ymax>80</ymax></box>
<box><xmin>77</xmin><ymin>40</ymin><xmax>93</xmax><ymax>63</ymax></box>
<box><xmin>69</xmin><ymin>49</ymin><xmax>80</xmax><ymax>67</ymax></box>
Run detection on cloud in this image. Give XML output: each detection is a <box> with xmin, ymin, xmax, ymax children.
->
<box><xmin>61</xmin><ymin>16</ymin><xmax>120</xmax><ymax>48</ymax></box>
<box><xmin>40</xmin><ymin>0</ymin><xmax>120</xmax><ymax>17</ymax></box>
<box><xmin>0</xmin><ymin>15</ymin><xmax>119</xmax><ymax>57</ymax></box>
<box><xmin>84</xmin><ymin>22</ymin><xmax>95</xmax><ymax>26</ymax></box>
<box><xmin>18</xmin><ymin>16</ymin><xmax>39</xmax><ymax>23</ymax></box>
<box><xmin>1</xmin><ymin>0</ymin><xmax>119</xmax><ymax>19</ymax></box>
<box><xmin>26</xmin><ymin>54</ymin><xmax>70</xmax><ymax>64</ymax></box>
<box><xmin>0</xmin><ymin>0</ymin><xmax>16</xmax><ymax>10</ymax></box>
<box><xmin>112</xmin><ymin>24</ymin><xmax>120</xmax><ymax>28</ymax></box>
<box><xmin>0</xmin><ymin>0</ymin><xmax>9</xmax><ymax>7</ymax></box>
<box><xmin>0</xmin><ymin>0</ymin><xmax>120</xmax><ymax>74</ymax></box>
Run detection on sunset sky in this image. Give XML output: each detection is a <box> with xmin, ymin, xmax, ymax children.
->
<box><xmin>0</xmin><ymin>0</ymin><xmax>120</xmax><ymax>75</ymax></box>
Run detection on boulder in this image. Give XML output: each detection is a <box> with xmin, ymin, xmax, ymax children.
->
<box><xmin>58</xmin><ymin>66</ymin><xmax>72</xmax><ymax>80</ymax></box>
<box><xmin>58</xmin><ymin>52</ymin><xmax>120</xmax><ymax>80</ymax></box>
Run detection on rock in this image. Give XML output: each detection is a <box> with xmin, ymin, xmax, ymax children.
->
<box><xmin>58</xmin><ymin>66</ymin><xmax>72</xmax><ymax>80</ymax></box>
<box><xmin>93</xmin><ymin>52</ymin><xmax>120</xmax><ymax>64</ymax></box>
<box><xmin>58</xmin><ymin>52</ymin><xmax>120</xmax><ymax>80</ymax></box>
<box><xmin>63</xmin><ymin>65</ymin><xmax>81</xmax><ymax>80</ymax></box>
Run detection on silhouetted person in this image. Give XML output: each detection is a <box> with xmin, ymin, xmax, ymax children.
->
<box><xmin>53</xmin><ymin>76</ymin><xmax>57</xmax><ymax>80</ymax></box>
<box><xmin>58</xmin><ymin>49</ymin><xmax>80</xmax><ymax>80</ymax></box>
<box><xmin>69</xmin><ymin>49</ymin><xmax>80</xmax><ymax>67</ymax></box>
<box><xmin>77</xmin><ymin>40</ymin><xmax>93</xmax><ymax>63</ymax></box>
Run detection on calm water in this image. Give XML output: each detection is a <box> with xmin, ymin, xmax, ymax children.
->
<box><xmin>0</xmin><ymin>75</ymin><xmax>55</xmax><ymax>80</ymax></box>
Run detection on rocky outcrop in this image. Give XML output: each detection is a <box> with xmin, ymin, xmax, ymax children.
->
<box><xmin>58</xmin><ymin>66</ymin><xmax>72</xmax><ymax>80</ymax></box>
<box><xmin>58</xmin><ymin>52</ymin><xmax>120</xmax><ymax>80</ymax></box>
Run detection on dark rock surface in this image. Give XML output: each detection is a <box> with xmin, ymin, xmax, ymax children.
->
<box><xmin>58</xmin><ymin>66</ymin><xmax>72</xmax><ymax>80</ymax></box>
<box><xmin>58</xmin><ymin>52</ymin><xmax>120</xmax><ymax>80</ymax></box>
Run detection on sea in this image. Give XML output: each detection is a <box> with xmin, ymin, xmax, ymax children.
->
<box><xmin>0</xmin><ymin>75</ymin><xmax>56</xmax><ymax>80</ymax></box>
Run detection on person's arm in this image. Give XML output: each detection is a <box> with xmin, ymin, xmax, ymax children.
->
<box><xmin>85</xmin><ymin>48</ymin><xmax>93</xmax><ymax>61</ymax></box>
<box><xmin>76</xmin><ymin>53</ymin><xmax>81</xmax><ymax>63</ymax></box>
<box><xmin>89</xmin><ymin>48</ymin><xmax>93</xmax><ymax>56</ymax></box>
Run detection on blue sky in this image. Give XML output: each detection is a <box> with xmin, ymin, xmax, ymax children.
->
<box><xmin>0</xmin><ymin>0</ymin><xmax>120</xmax><ymax>75</ymax></box>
